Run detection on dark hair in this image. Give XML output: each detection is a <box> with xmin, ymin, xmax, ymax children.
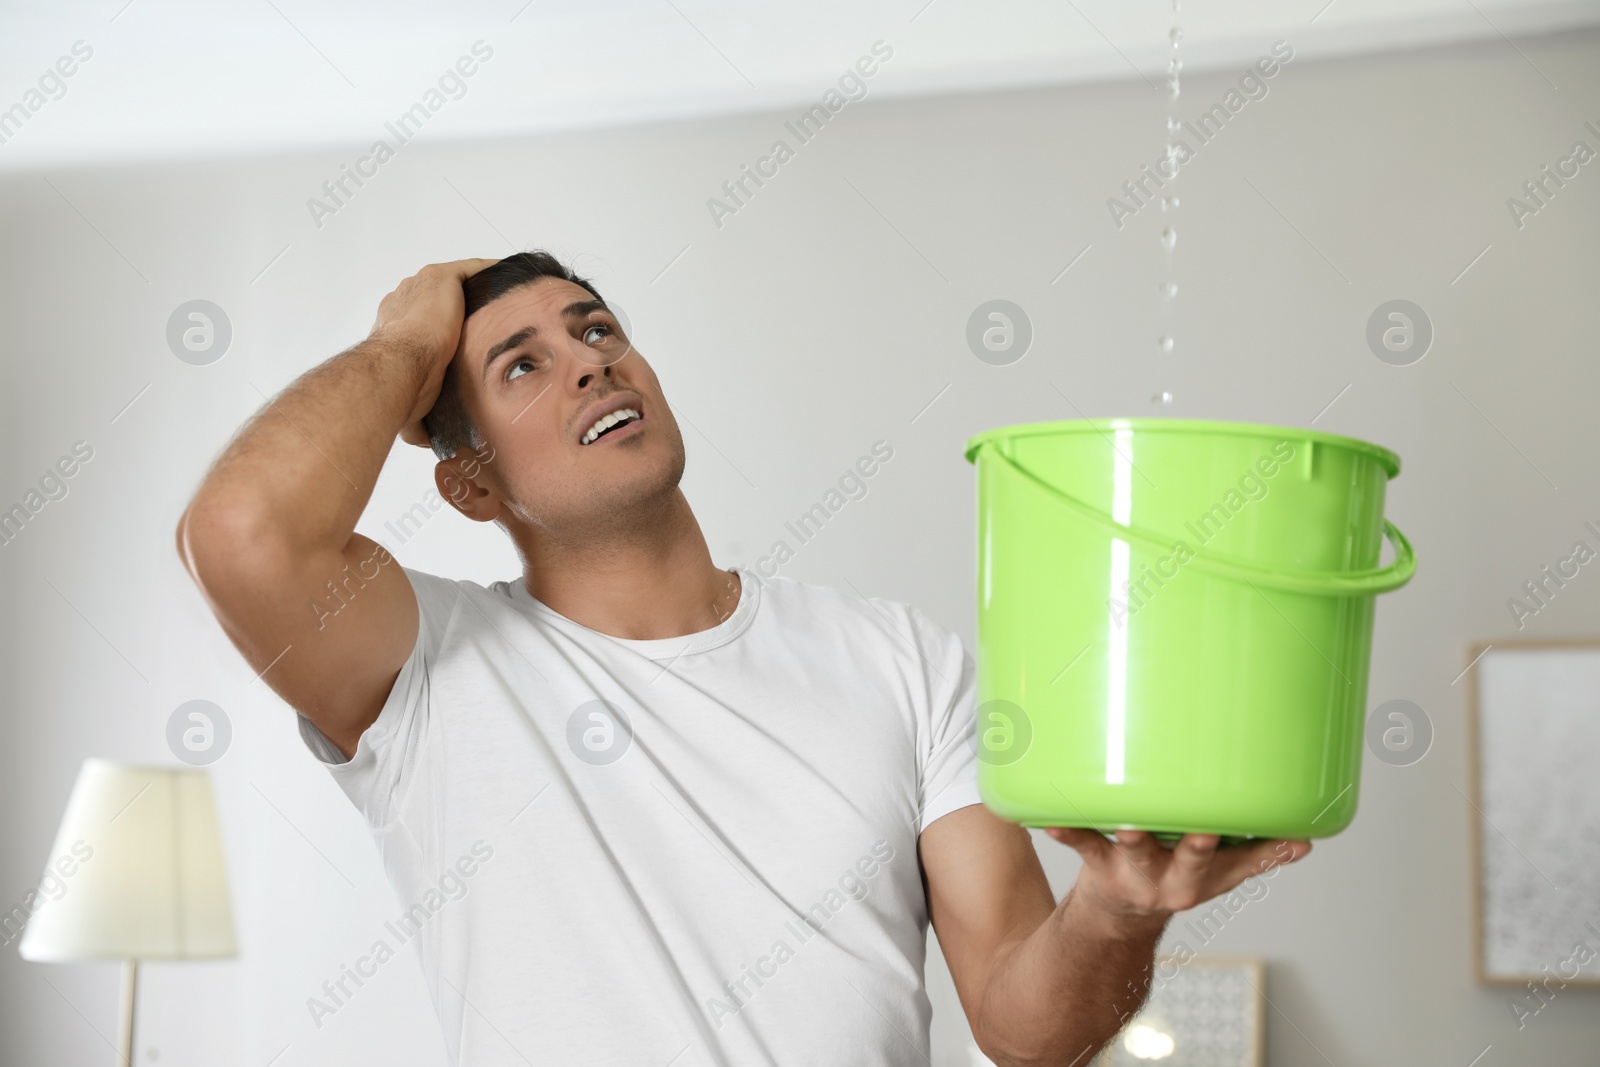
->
<box><xmin>423</xmin><ymin>250</ymin><xmax>605</xmax><ymax>461</ymax></box>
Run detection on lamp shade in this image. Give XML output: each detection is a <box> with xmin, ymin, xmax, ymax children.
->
<box><xmin>18</xmin><ymin>759</ymin><xmax>236</xmax><ymax>961</ymax></box>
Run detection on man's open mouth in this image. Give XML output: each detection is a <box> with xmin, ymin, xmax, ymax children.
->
<box><xmin>579</xmin><ymin>405</ymin><xmax>643</xmax><ymax>445</ymax></box>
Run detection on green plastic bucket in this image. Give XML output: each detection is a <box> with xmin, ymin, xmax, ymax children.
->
<box><xmin>964</xmin><ymin>418</ymin><xmax>1415</xmax><ymax>840</ymax></box>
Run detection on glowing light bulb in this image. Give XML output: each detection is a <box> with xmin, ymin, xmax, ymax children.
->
<box><xmin>1124</xmin><ymin>1023</ymin><xmax>1176</xmax><ymax>1060</ymax></box>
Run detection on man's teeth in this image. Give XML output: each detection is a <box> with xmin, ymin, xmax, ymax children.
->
<box><xmin>581</xmin><ymin>408</ymin><xmax>641</xmax><ymax>445</ymax></box>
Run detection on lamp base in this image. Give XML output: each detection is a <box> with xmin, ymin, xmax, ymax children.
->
<box><xmin>117</xmin><ymin>958</ymin><xmax>138</xmax><ymax>1067</ymax></box>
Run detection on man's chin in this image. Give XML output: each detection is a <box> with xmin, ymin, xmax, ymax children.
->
<box><xmin>563</xmin><ymin>452</ymin><xmax>685</xmax><ymax>520</ymax></box>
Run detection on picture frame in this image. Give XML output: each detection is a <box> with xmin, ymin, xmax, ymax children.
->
<box><xmin>1093</xmin><ymin>954</ymin><xmax>1265</xmax><ymax>1066</ymax></box>
<box><xmin>1466</xmin><ymin>640</ymin><xmax>1600</xmax><ymax>986</ymax></box>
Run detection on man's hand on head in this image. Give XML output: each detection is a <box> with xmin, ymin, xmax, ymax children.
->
<box><xmin>1045</xmin><ymin>827</ymin><xmax>1311</xmax><ymax>936</ymax></box>
<box><xmin>365</xmin><ymin>257</ymin><xmax>501</xmax><ymax>448</ymax></box>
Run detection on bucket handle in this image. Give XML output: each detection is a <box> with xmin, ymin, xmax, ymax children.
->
<box><xmin>983</xmin><ymin>443</ymin><xmax>1416</xmax><ymax>597</ymax></box>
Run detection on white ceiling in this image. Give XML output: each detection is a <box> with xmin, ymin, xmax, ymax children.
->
<box><xmin>1</xmin><ymin>0</ymin><xmax>1597</xmax><ymax>171</ymax></box>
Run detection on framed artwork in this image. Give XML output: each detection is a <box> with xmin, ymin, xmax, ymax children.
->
<box><xmin>1468</xmin><ymin>641</ymin><xmax>1600</xmax><ymax>984</ymax></box>
<box><xmin>1094</xmin><ymin>955</ymin><xmax>1264</xmax><ymax>1067</ymax></box>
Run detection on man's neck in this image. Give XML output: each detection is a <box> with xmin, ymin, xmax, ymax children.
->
<box><xmin>513</xmin><ymin>488</ymin><xmax>741</xmax><ymax>641</ymax></box>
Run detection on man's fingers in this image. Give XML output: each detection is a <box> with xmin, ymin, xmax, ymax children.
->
<box><xmin>1239</xmin><ymin>838</ymin><xmax>1311</xmax><ymax>873</ymax></box>
<box><xmin>400</xmin><ymin>420</ymin><xmax>432</xmax><ymax>448</ymax></box>
<box><xmin>1045</xmin><ymin>826</ymin><xmax>1112</xmax><ymax>864</ymax></box>
<box><xmin>1110</xmin><ymin>829</ymin><xmax>1165</xmax><ymax>870</ymax></box>
<box><xmin>1255</xmin><ymin>838</ymin><xmax>1311</xmax><ymax>871</ymax></box>
<box><xmin>1209</xmin><ymin>838</ymin><xmax>1311</xmax><ymax>892</ymax></box>
<box><xmin>445</xmin><ymin>256</ymin><xmax>503</xmax><ymax>280</ymax></box>
<box><xmin>1167</xmin><ymin>833</ymin><xmax>1220</xmax><ymax>883</ymax></box>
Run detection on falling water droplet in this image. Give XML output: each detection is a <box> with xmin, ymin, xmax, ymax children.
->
<box><xmin>1160</xmin><ymin>14</ymin><xmax>1183</xmax><ymax>400</ymax></box>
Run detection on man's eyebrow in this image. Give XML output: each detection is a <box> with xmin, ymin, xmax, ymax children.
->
<box><xmin>481</xmin><ymin>326</ymin><xmax>535</xmax><ymax>381</ymax></box>
<box><xmin>480</xmin><ymin>300</ymin><xmax>614</xmax><ymax>382</ymax></box>
<box><xmin>564</xmin><ymin>299</ymin><xmax>609</xmax><ymax>321</ymax></box>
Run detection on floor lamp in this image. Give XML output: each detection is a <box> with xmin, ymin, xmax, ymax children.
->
<box><xmin>19</xmin><ymin>759</ymin><xmax>237</xmax><ymax>1066</ymax></box>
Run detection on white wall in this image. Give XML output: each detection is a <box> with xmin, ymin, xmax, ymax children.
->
<box><xmin>3</xmin><ymin>25</ymin><xmax>1598</xmax><ymax>1066</ymax></box>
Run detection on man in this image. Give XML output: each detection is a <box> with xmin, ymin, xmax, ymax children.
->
<box><xmin>177</xmin><ymin>252</ymin><xmax>1309</xmax><ymax>1066</ymax></box>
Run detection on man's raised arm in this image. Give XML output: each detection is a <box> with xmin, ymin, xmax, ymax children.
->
<box><xmin>922</xmin><ymin>805</ymin><xmax>1310</xmax><ymax>1066</ymax></box>
<box><xmin>176</xmin><ymin>258</ymin><xmax>498</xmax><ymax>760</ymax></box>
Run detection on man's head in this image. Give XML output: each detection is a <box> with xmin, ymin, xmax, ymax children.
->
<box><xmin>424</xmin><ymin>251</ymin><xmax>602</xmax><ymax>461</ymax></box>
<box><xmin>424</xmin><ymin>251</ymin><xmax>686</xmax><ymax>542</ymax></box>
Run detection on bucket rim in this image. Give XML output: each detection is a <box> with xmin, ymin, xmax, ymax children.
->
<box><xmin>962</xmin><ymin>417</ymin><xmax>1401</xmax><ymax>478</ymax></box>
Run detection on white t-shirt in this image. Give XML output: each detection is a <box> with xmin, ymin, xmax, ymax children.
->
<box><xmin>297</xmin><ymin>563</ymin><xmax>982</xmax><ymax>1067</ymax></box>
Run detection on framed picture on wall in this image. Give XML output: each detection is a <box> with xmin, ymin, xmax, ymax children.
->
<box><xmin>1468</xmin><ymin>641</ymin><xmax>1600</xmax><ymax>985</ymax></box>
<box><xmin>1093</xmin><ymin>955</ymin><xmax>1264</xmax><ymax>1067</ymax></box>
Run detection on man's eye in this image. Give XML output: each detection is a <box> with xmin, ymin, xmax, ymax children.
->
<box><xmin>584</xmin><ymin>324</ymin><xmax>611</xmax><ymax>345</ymax></box>
<box><xmin>505</xmin><ymin>357</ymin><xmax>537</xmax><ymax>382</ymax></box>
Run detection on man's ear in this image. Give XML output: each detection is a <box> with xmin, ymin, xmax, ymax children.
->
<box><xmin>435</xmin><ymin>451</ymin><xmax>501</xmax><ymax>523</ymax></box>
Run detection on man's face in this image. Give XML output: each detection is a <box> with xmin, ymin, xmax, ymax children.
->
<box><xmin>445</xmin><ymin>277</ymin><xmax>686</xmax><ymax>535</ymax></box>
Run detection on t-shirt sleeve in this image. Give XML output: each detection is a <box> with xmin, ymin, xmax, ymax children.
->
<box><xmin>296</xmin><ymin>564</ymin><xmax>463</xmax><ymax>828</ymax></box>
<box><xmin>914</xmin><ymin>611</ymin><xmax>983</xmax><ymax>834</ymax></box>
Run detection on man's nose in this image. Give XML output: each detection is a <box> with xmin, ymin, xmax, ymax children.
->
<box><xmin>571</xmin><ymin>351</ymin><xmax>612</xmax><ymax>391</ymax></box>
